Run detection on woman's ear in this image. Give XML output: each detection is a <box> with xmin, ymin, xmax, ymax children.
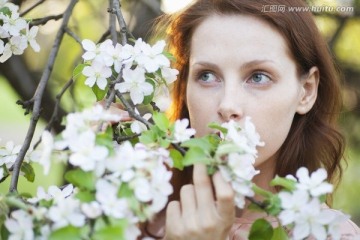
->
<box><xmin>296</xmin><ymin>66</ymin><xmax>320</xmax><ymax>115</ymax></box>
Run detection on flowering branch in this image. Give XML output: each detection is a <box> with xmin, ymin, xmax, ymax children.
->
<box><xmin>9</xmin><ymin>0</ymin><xmax>79</xmax><ymax>192</ymax></box>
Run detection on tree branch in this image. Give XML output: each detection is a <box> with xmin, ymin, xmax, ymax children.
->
<box><xmin>9</xmin><ymin>0</ymin><xmax>79</xmax><ymax>193</ymax></box>
<box><xmin>20</xmin><ymin>0</ymin><xmax>46</xmax><ymax>17</ymax></box>
<box><xmin>30</xmin><ymin>14</ymin><xmax>64</xmax><ymax>26</ymax></box>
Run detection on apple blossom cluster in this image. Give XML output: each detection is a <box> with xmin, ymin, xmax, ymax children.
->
<box><xmin>3</xmin><ymin>105</ymin><xmax>173</xmax><ymax>239</ymax></box>
<box><xmin>81</xmin><ymin>38</ymin><xmax>179</xmax><ymax>111</ymax></box>
<box><xmin>215</xmin><ymin>117</ymin><xmax>264</xmax><ymax>208</ymax></box>
<box><xmin>278</xmin><ymin>167</ymin><xmax>349</xmax><ymax>240</ymax></box>
<box><xmin>0</xmin><ymin>0</ymin><xmax>40</xmax><ymax>63</ymax></box>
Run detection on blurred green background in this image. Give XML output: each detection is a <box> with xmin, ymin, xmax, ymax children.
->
<box><xmin>0</xmin><ymin>0</ymin><xmax>359</xmax><ymax>226</ymax></box>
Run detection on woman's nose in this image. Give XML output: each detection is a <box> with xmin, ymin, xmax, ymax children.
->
<box><xmin>217</xmin><ymin>87</ymin><xmax>244</xmax><ymax>122</ymax></box>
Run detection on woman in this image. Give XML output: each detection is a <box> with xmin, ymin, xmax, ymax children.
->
<box><xmin>138</xmin><ymin>0</ymin><xmax>360</xmax><ymax>239</ymax></box>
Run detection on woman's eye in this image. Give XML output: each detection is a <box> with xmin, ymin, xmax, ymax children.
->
<box><xmin>198</xmin><ymin>72</ymin><xmax>217</xmax><ymax>83</ymax></box>
<box><xmin>248</xmin><ymin>73</ymin><xmax>271</xmax><ymax>84</ymax></box>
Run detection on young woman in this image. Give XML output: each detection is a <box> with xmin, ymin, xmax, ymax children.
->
<box><xmin>137</xmin><ymin>0</ymin><xmax>360</xmax><ymax>239</ymax></box>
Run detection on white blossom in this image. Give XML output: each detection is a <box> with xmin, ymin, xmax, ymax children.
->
<box><xmin>81</xmin><ymin>39</ymin><xmax>114</xmax><ymax>66</ymax></box>
<box><xmin>24</xmin><ymin>25</ymin><xmax>40</xmax><ymax>52</ymax></box>
<box><xmin>172</xmin><ymin>118</ymin><xmax>196</xmax><ymax>143</ymax></box>
<box><xmin>0</xmin><ymin>167</ymin><xmax>4</xmax><ymax>179</ymax></box>
<box><xmin>5</xmin><ymin>210</ymin><xmax>34</xmax><ymax>240</ymax></box>
<box><xmin>131</xmin><ymin>113</ymin><xmax>151</xmax><ymax>134</ymax></box>
<box><xmin>0</xmin><ymin>35</ymin><xmax>27</xmax><ymax>62</ymax></box>
<box><xmin>68</xmin><ymin>130</ymin><xmax>109</xmax><ymax>171</ymax></box>
<box><xmin>115</xmin><ymin>67</ymin><xmax>153</xmax><ymax>104</ymax></box>
<box><xmin>0</xmin><ymin>10</ymin><xmax>27</xmax><ymax>36</ymax></box>
<box><xmin>82</xmin><ymin>61</ymin><xmax>112</xmax><ymax>90</ymax></box>
<box><xmin>161</xmin><ymin>66</ymin><xmax>178</xmax><ymax>84</ymax></box>
<box><xmin>35</xmin><ymin>131</ymin><xmax>53</xmax><ymax>175</ymax></box>
<box><xmin>295</xmin><ymin>167</ymin><xmax>333</xmax><ymax>197</ymax></box>
<box><xmin>96</xmin><ymin>179</ymin><xmax>130</xmax><ymax>219</ymax></box>
<box><xmin>81</xmin><ymin>201</ymin><xmax>103</xmax><ymax>219</ymax></box>
<box><xmin>47</xmin><ymin>196</ymin><xmax>85</xmax><ymax>229</ymax></box>
<box><xmin>0</xmin><ymin>141</ymin><xmax>21</xmax><ymax>168</ymax></box>
<box><xmin>153</xmin><ymin>84</ymin><xmax>172</xmax><ymax>112</ymax></box>
<box><xmin>136</xmin><ymin>40</ymin><xmax>170</xmax><ymax>73</ymax></box>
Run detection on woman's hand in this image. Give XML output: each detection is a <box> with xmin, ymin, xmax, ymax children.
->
<box><xmin>97</xmin><ymin>100</ymin><xmax>132</xmax><ymax>122</ymax></box>
<box><xmin>164</xmin><ymin>164</ymin><xmax>235</xmax><ymax>240</ymax></box>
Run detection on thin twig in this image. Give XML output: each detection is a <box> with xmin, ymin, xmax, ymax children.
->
<box><xmin>115</xmin><ymin>133</ymin><xmax>141</xmax><ymax>142</ymax></box>
<box><xmin>109</xmin><ymin>0</ymin><xmax>118</xmax><ymax>45</ymax></box>
<box><xmin>20</xmin><ymin>0</ymin><xmax>46</xmax><ymax>17</ymax></box>
<box><xmin>115</xmin><ymin>91</ymin><xmax>151</xmax><ymax>129</ymax></box>
<box><xmin>30</xmin><ymin>14</ymin><xmax>64</xmax><ymax>26</ymax></box>
<box><xmin>245</xmin><ymin>196</ymin><xmax>267</xmax><ymax>210</ymax></box>
<box><xmin>98</xmin><ymin>29</ymin><xmax>111</xmax><ymax>43</ymax></box>
<box><xmin>33</xmin><ymin>79</ymin><xmax>74</xmax><ymax>150</ymax></box>
<box><xmin>64</xmin><ymin>27</ymin><xmax>82</xmax><ymax>44</ymax></box>
<box><xmin>111</xmin><ymin>0</ymin><xmax>127</xmax><ymax>45</ymax></box>
<box><xmin>9</xmin><ymin>0</ymin><xmax>79</xmax><ymax>193</ymax></box>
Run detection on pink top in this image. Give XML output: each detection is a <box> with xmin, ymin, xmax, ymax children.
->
<box><xmin>229</xmin><ymin>210</ymin><xmax>360</xmax><ymax>240</ymax></box>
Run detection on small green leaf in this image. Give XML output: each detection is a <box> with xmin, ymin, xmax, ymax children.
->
<box><xmin>270</xmin><ymin>176</ymin><xmax>296</xmax><ymax>191</ymax></box>
<box><xmin>72</xmin><ymin>63</ymin><xmax>87</xmax><ymax>80</ymax></box>
<box><xmin>249</xmin><ymin>219</ymin><xmax>274</xmax><ymax>240</ymax></box>
<box><xmin>65</xmin><ymin>169</ymin><xmax>96</xmax><ymax>191</ymax></box>
<box><xmin>92</xmin><ymin>84</ymin><xmax>108</xmax><ymax>101</ymax></box>
<box><xmin>181</xmin><ymin>138</ymin><xmax>213</xmax><ymax>153</ymax></box>
<box><xmin>152</xmin><ymin>112</ymin><xmax>170</xmax><ymax>132</ymax></box>
<box><xmin>271</xmin><ymin>226</ymin><xmax>289</xmax><ymax>240</ymax></box>
<box><xmin>139</xmin><ymin>129</ymin><xmax>157</xmax><ymax>144</ymax></box>
<box><xmin>76</xmin><ymin>190</ymin><xmax>95</xmax><ymax>203</ymax></box>
<box><xmin>118</xmin><ymin>183</ymin><xmax>133</xmax><ymax>198</ymax></box>
<box><xmin>170</xmin><ymin>149</ymin><xmax>184</xmax><ymax>170</ymax></box>
<box><xmin>0</xmin><ymin>166</ymin><xmax>9</xmax><ymax>183</ymax></box>
<box><xmin>208</xmin><ymin>122</ymin><xmax>228</xmax><ymax>135</ymax></box>
<box><xmin>20</xmin><ymin>162</ymin><xmax>35</xmax><ymax>182</ymax></box>
<box><xmin>182</xmin><ymin>147</ymin><xmax>212</xmax><ymax>166</ymax></box>
<box><xmin>49</xmin><ymin>226</ymin><xmax>82</xmax><ymax>240</ymax></box>
<box><xmin>265</xmin><ymin>195</ymin><xmax>282</xmax><ymax>216</ymax></box>
<box><xmin>0</xmin><ymin>7</ymin><xmax>11</xmax><ymax>16</ymax></box>
<box><xmin>163</xmin><ymin>51</ymin><xmax>176</xmax><ymax>62</ymax></box>
<box><xmin>93</xmin><ymin>218</ymin><xmax>127</xmax><ymax>240</ymax></box>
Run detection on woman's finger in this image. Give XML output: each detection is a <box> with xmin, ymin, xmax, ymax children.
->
<box><xmin>166</xmin><ymin>201</ymin><xmax>184</xmax><ymax>239</ymax></box>
<box><xmin>212</xmin><ymin>171</ymin><xmax>235</xmax><ymax>221</ymax></box>
<box><xmin>192</xmin><ymin>164</ymin><xmax>215</xmax><ymax>217</ymax></box>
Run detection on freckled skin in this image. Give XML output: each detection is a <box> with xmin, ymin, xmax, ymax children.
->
<box><xmin>186</xmin><ymin>14</ymin><xmax>305</xmax><ymax>177</ymax></box>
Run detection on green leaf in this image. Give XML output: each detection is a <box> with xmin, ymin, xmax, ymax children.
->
<box><xmin>152</xmin><ymin>112</ymin><xmax>170</xmax><ymax>132</ymax></box>
<box><xmin>118</xmin><ymin>183</ymin><xmax>133</xmax><ymax>198</ymax></box>
<box><xmin>249</xmin><ymin>219</ymin><xmax>274</xmax><ymax>240</ymax></box>
<box><xmin>49</xmin><ymin>226</ymin><xmax>82</xmax><ymax>240</ymax></box>
<box><xmin>181</xmin><ymin>138</ymin><xmax>213</xmax><ymax>153</ymax></box>
<box><xmin>0</xmin><ymin>7</ymin><xmax>11</xmax><ymax>16</ymax></box>
<box><xmin>92</xmin><ymin>84</ymin><xmax>108</xmax><ymax>101</ymax></box>
<box><xmin>72</xmin><ymin>63</ymin><xmax>87</xmax><ymax>80</ymax></box>
<box><xmin>271</xmin><ymin>226</ymin><xmax>289</xmax><ymax>240</ymax></box>
<box><xmin>139</xmin><ymin>129</ymin><xmax>157</xmax><ymax>144</ymax></box>
<box><xmin>163</xmin><ymin>51</ymin><xmax>176</xmax><ymax>62</ymax></box>
<box><xmin>0</xmin><ymin>166</ymin><xmax>9</xmax><ymax>183</ymax></box>
<box><xmin>20</xmin><ymin>162</ymin><xmax>35</xmax><ymax>182</ymax></box>
<box><xmin>170</xmin><ymin>149</ymin><xmax>184</xmax><ymax>170</ymax></box>
<box><xmin>270</xmin><ymin>176</ymin><xmax>296</xmax><ymax>191</ymax></box>
<box><xmin>65</xmin><ymin>169</ymin><xmax>96</xmax><ymax>191</ymax></box>
<box><xmin>75</xmin><ymin>190</ymin><xmax>95</xmax><ymax>203</ymax></box>
<box><xmin>93</xmin><ymin>219</ymin><xmax>127</xmax><ymax>240</ymax></box>
<box><xmin>182</xmin><ymin>147</ymin><xmax>212</xmax><ymax>166</ymax></box>
<box><xmin>96</xmin><ymin>126</ymin><xmax>114</xmax><ymax>153</ymax></box>
<box><xmin>265</xmin><ymin>195</ymin><xmax>282</xmax><ymax>216</ymax></box>
<box><xmin>216</xmin><ymin>142</ymin><xmax>241</xmax><ymax>156</ymax></box>
<box><xmin>208</xmin><ymin>122</ymin><xmax>228</xmax><ymax>135</ymax></box>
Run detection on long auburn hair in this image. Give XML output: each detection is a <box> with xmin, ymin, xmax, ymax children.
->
<box><xmin>155</xmin><ymin>0</ymin><xmax>345</xmax><ymax>202</ymax></box>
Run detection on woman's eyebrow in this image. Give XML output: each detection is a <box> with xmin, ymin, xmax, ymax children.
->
<box><xmin>191</xmin><ymin>61</ymin><xmax>219</xmax><ymax>70</ymax></box>
<box><xmin>240</xmin><ymin>60</ymin><xmax>276</xmax><ymax>71</ymax></box>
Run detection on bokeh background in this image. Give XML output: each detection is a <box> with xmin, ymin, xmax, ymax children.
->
<box><xmin>0</xmin><ymin>0</ymin><xmax>359</xmax><ymax>226</ymax></box>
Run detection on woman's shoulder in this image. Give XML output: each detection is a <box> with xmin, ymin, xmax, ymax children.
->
<box><xmin>229</xmin><ymin>209</ymin><xmax>360</xmax><ymax>240</ymax></box>
<box><xmin>326</xmin><ymin>208</ymin><xmax>360</xmax><ymax>239</ymax></box>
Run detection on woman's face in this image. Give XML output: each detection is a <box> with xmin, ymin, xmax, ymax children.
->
<box><xmin>186</xmin><ymin>14</ymin><xmax>309</xmax><ymax>171</ymax></box>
